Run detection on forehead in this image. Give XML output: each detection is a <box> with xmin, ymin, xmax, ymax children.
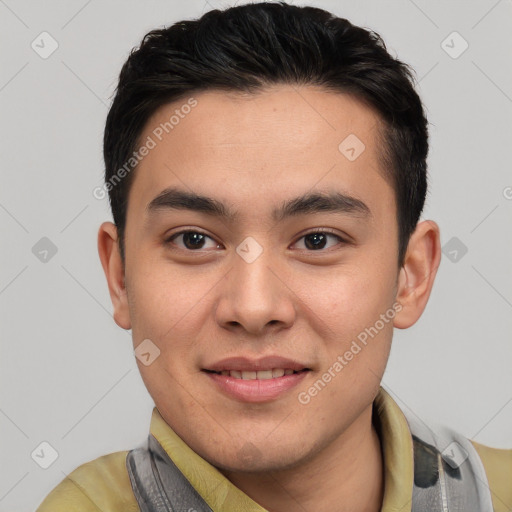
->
<box><xmin>128</xmin><ymin>85</ymin><xmax>393</xmax><ymax>222</ymax></box>
<box><xmin>143</xmin><ymin>85</ymin><xmax>382</xmax><ymax>152</ymax></box>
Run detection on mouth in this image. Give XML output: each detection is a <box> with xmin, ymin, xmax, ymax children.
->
<box><xmin>203</xmin><ymin>368</ymin><xmax>310</xmax><ymax>380</ymax></box>
<box><xmin>201</xmin><ymin>356</ymin><xmax>312</xmax><ymax>403</ymax></box>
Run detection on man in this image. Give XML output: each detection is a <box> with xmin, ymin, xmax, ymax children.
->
<box><xmin>36</xmin><ymin>2</ymin><xmax>511</xmax><ymax>511</ymax></box>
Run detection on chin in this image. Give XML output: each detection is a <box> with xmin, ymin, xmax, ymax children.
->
<box><xmin>202</xmin><ymin>441</ymin><xmax>310</xmax><ymax>474</ymax></box>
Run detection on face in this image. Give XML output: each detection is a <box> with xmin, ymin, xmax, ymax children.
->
<box><xmin>113</xmin><ymin>85</ymin><xmax>404</xmax><ymax>472</ymax></box>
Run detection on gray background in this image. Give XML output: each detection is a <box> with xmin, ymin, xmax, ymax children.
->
<box><xmin>1</xmin><ymin>0</ymin><xmax>511</xmax><ymax>510</ymax></box>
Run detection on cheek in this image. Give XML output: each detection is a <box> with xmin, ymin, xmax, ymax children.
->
<box><xmin>126</xmin><ymin>260</ymin><xmax>193</xmax><ymax>339</ymax></box>
<box><xmin>297</xmin><ymin>259</ymin><xmax>396</xmax><ymax>374</ymax></box>
<box><xmin>126</xmin><ymin>260</ymin><xmax>221</xmax><ymax>369</ymax></box>
<box><xmin>300</xmin><ymin>262</ymin><xmax>395</xmax><ymax>326</ymax></box>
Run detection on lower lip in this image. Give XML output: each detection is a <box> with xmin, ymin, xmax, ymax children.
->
<box><xmin>204</xmin><ymin>371</ymin><xmax>309</xmax><ymax>403</ymax></box>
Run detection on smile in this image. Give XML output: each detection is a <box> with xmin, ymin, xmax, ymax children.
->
<box><xmin>205</xmin><ymin>368</ymin><xmax>306</xmax><ymax>380</ymax></box>
<box><xmin>202</xmin><ymin>365</ymin><xmax>311</xmax><ymax>402</ymax></box>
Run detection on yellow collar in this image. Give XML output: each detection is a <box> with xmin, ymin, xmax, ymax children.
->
<box><xmin>149</xmin><ymin>385</ymin><xmax>414</xmax><ymax>511</ymax></box>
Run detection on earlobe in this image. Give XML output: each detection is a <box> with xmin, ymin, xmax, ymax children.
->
<box><xmin>97</xmin><ymin>222</ymin><xmax>132</xmax><ymax>330</ymax></box>
<box><xmin>393</xmin><ymin>220</ymin><xmax>441</xmax><ymax>329</ymax></box>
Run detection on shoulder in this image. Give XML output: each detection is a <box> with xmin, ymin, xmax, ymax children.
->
<box><xmin>35</xmin><ymin>450</ymin><xmax>139</xmax><ymax>512</ymax></box>
<box><xmin>470</xmin><ymin>440</ymin><xmax>512</xmax><ymax>512</ymax></box>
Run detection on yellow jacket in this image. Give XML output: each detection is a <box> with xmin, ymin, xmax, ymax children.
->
<box><xmin>35</xmin><ymin>387</ymin><xmax>512</xmax><ymax>511</ymax></box>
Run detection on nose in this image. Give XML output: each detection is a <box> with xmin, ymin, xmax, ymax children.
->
<box><xmin>214</xmin><ymin>244</ymin><xmax>296</xmax><ymax>337</ymax></box>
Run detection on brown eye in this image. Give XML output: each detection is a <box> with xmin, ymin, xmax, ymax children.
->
<box><xmin>293</xmin><ymin>230</ymin><xmax>345</xmax><ymax>251</ymax></box>
<box><xmin>166</xmin><ymin>230</ymin><xmax>220</xmax><ymax>251</ymax></box>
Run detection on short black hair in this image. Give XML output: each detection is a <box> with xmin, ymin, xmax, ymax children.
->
<box><xmin>103</xmin><ymin>1</ymin><xmax>429</xmax><ymax>267</ymax></box>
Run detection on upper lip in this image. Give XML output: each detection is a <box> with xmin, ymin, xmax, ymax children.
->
<box><xmin>204</xmin><ymin>356</ymin><xmax>310</xmax><ymax>372</ymax></box>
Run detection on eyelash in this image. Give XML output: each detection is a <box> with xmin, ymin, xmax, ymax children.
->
<box><xmin>164</xmin><ymin>228</ymin><xmax>347</xmax><ymax>252</ymax></box>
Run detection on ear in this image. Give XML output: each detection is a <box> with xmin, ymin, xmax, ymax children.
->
<box><xmin>97</xmin><ymin>222</ymin><xmax>132</xmax><ymax>330</ymax></box>
<box><xmin>393</xmin><ymin>220</ymin><xmax>441</xmax><ymax>329</ymax></box>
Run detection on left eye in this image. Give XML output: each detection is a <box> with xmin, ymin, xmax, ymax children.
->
<box><xmin>293</xmin><ymin>231</ymin><xmax>344</xmax><ymax>251</ymax></box>
<box><xmin>166</xmin><ymin>230</ymin><xmax>344</xmax><ymax>252</ymax></box>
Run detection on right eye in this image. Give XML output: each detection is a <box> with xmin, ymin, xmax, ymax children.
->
<box><xmin>165</xmin><ymin>230</ymin><xmax>222</xmax><ymax>251</ymax></box>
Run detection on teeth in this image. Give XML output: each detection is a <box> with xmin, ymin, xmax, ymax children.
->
<box><xmin>218</xmin><ymin>368</ymin><xmax>299</xmax><ymax>379</ymax></box>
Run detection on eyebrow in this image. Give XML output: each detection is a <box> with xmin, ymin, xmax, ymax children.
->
<box><xmin>146</xmin><ymin>186</ymin><xmax>371</xmax><ymax>223</ymax></box>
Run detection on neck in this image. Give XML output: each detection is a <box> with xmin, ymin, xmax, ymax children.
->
<box><xmin>221</xmin><ymin>404</ymin><xmax>384</xmax><ymax>512</ymax></box>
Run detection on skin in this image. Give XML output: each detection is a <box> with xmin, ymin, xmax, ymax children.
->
<box><xmin>98</xmin><ymin>84</ymin><xmax>441</xmax><ymax>512</ymax></box>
